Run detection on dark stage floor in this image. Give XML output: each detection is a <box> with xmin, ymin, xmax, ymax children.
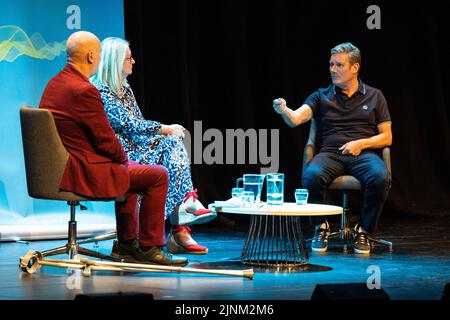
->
<box><xmin>0</xmin><ymin>215</ymin><xmax>449</xmax><ymax>300</ymax></box>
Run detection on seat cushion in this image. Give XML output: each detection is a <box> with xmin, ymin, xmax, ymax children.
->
<box><xmin>329</xmin><ymin>175</ymin><xmax>362</xmax><ymax>191</ymax></box>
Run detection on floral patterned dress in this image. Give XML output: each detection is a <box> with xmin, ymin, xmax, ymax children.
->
<box><xmin>93</xmin><ymin>82</ymin><xmax>193</xmax><ymax>220</ymax></box>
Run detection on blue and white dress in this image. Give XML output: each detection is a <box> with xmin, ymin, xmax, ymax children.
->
<box><xmin>93</xmin><ymin>82</ymin><xmax>193</xmax><ymax>219</ymax></box>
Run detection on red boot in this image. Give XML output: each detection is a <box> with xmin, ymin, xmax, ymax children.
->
<box><xmin>167</xmin><ymin>225</ymin><xmax>208</xmax><ymax>254</ymax></box>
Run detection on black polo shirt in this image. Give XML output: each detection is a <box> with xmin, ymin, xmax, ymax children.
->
<box><xmin>304</xmin><ymin>80</ymin><xmax>391</xmax><ymax>154</ymax></box>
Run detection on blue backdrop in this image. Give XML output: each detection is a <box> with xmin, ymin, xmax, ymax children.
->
<box><xmin>0</xmin><ymin>0</ymin><xmax>124</xmax><ymax>240</ymax></box>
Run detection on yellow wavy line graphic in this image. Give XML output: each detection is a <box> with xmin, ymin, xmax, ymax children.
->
<box><xmin>0</xmin><ymin>25</ymin><xmax>66</xmax><ymax>62</ymax></box>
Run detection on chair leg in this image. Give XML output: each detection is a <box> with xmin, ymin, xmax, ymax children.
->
<box><xmin>328</xmin><ymin>231</ymin><xmax>340</xmax><ymax>239</ymax></box>
<box><xmin>77</xmin><ymin>246</ymin><xmax>122</xmax><ymax>261</ymax></box>
<box><xmin>41</xmin><ymin>246</ymin><xmax>68</xmax><ymax>257</ymax></box>
<box><xmin>40</xmin><ymin>202</ymin><xmax>120</xmax><ymax>261</ymax></box>
<box><xmin>77</xmin><ymin>231</ymin><xmax>117</xmax><ymax>245</ymax></box>
<box><xmin>368</xmin><ymin>235</ymin><xmax>393</xmax><ymax>252</ymax></box>
<box><xmin>340</xmin><ymin>193</ymin><xmax>353</xmax><ymax>253</ymax></box>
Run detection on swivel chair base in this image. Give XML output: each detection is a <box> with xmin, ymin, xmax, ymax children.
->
<box><xmin>307</xmin><ymin>194</ymin><xmax>393</xmax><ymax>253</ymax></box>
<box><xmin>327</xmin><ymin>229</ymin><xmax>393</xmax><ymax>253</ymax></box>
<box><xmin>41</xmin><ymin>201</ymin><xmax>122</xmax><ymax>262</ymax></box>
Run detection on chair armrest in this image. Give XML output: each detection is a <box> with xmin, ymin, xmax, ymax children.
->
<box><xmin>382</xmin><ymin>147</ymin><xmax>391</xmax><ymax>174</ymax></box>
<box><xmin>302</xmin><ymin>119</ymin><xmax>317</xmax><ymax>175</ymax></box>
<box><xmin>302</xmin><ymin>144</ymin><xmax>315</xmax><ymax>179</ymax></box>
<box><xmin>304</xmin><ymin>144</ymin><xmax>315</xmax><ymax>165</ymax></box>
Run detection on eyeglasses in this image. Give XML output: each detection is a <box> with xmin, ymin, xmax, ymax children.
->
<box><xmin>125</xmin><ymin>56</ymin><xmax>134</xmax><ymax>62</ymax></box>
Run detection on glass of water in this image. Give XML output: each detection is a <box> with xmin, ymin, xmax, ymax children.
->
<box><xmin>295</xmin><ymin>189</ymin><xmax>309</xmax><ymax>205</ymax></box>
<box><xmin>266</xmin><ymin>173</ymin><xmax>284</xmax><ymax>205</ymax></box>
<box><xmin>241</xmin><ymin>191</ymin><xmax>255</xmax><ymax>207</ymax></box>
<box><xmin>231</xmin><ymin>187</ymin><xmax>244</xmax><ymax>199</ymax></box>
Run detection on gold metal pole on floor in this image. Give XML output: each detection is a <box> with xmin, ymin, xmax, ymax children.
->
<box><xmin>19</xmin><ymin>250</ymin><xmax>254</xmax><ymax>280</ymax></box>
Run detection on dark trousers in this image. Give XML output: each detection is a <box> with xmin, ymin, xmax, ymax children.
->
<box><xmin>302</xmin><ymin>151</ymin><xmax>391</xmax><ymax>232</ymax></box>
<box><xmin>115</xmin><ymin>162</ymin><xmax>168</xmax><ymax>247</ymax></box>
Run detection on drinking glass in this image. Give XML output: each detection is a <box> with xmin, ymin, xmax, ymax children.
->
<box><xmin>241</xmin><ymin>191</ymin><xmax>255</xmax><ymax>207</ymax></box>
<box><xmin>231</xmin><ymin>187</ymin><xmax>244</xmax><ymax>199</ymax></box>
<box><xmin>295</xmin><ymin>189</ymin><xmax>309</xmax><ymax>205</ymax></box>
<box><xmin>266</xmin><ymin>173</ymin><xmax>284</xmax><ymax>205</ymax></box>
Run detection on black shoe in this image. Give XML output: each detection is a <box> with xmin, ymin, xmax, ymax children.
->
<box><xmin>354</xmin><ymin>232</ymin><xmax>371</xmax><ymax>254</ymax></box>
<box><xmin>311</xmin><ymin>221</ymin><xmax>330</xmax><ymax>252</ymax></box>
<box><xmin>111</xmin><ymin>239</ymin><xmax>138</xmax><ymax>261</ymax></box>
<box><xmin>134</xmin><ymin>246</ymin><xmax>189</xmax><ymax>267</ymax></box>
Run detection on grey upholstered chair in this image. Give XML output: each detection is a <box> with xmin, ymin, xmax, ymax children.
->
<box><xmin>20</xmin><ymin>106</ymin><xmax>121</xmax><ymax>260</ymax></box>
<box><xmin>302</xmin><ymin>119</ymin><xmax>393</xmax><ymax>252</ymax></box>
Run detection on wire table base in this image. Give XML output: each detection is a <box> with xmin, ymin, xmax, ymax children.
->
<box><xmin>241</xmin><ymin>215</ymin><xmax>309</xmax><ymax>268</ymax></box>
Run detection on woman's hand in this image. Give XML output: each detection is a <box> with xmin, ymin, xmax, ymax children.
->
<box><xmin>160</xmin><ymin>124</ymin><xmax>185</xmax><ymax>139</ymax></box>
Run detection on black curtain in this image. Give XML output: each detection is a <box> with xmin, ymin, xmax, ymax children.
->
<box><xmin>123</xmin><ymin>0</ymin><xmax>450</xmax><ymax>218</ymax></box>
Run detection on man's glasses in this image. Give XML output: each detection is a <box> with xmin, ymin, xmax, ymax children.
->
<box><xmin>125</xmin><ymin>56</ymin><xmax>133</xmax><ymax>62</ymax></box>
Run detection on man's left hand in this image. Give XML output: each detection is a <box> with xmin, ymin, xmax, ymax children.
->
<box><xmin>339</xmin><ymin>140</ymin><xmax>365</xmax><ymax>156</ymax></box>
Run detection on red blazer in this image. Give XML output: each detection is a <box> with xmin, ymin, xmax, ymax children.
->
<box><xmin>39</xmin><ymin>64</ymin><xmax>130</xmax><ymax>198</ymax></box>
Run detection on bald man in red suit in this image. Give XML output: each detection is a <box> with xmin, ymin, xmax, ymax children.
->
<box><xmin>39</xmin><ymin>31</ymin><xmax>187</xmax><ymax>266</ymax></box>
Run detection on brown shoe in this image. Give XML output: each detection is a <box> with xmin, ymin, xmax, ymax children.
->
<box><xmin>111</xmin><ymin>239</ymin><xmax>139</xmax><ymax>262</ymax></box>
<box><xmin>134</xmin><ymin>246</ymin><xmax>189</xmax><ymax>266</ymax></box>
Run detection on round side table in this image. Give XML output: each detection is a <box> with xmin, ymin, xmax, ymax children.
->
<box><xmin>213</xmin><ymin>202</ymin><xmax>343</xmax><ymax>268</ymax></box>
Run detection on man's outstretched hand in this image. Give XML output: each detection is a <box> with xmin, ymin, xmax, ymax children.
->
<box><xmin>273</xmin><ymin>98</ymin><xmax>287</xmax><ymax>114</ymax></box>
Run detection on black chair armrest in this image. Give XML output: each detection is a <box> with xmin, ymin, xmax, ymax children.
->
<box><xmin>302</xmin><ymin>144</ymin><xmax>315</xmax><ymax>180</ymax></box>
<box><xmin>304</xmin><ymin>144</ymin><xmax>315</xmax><ymax>165</ymax></box>
<box><xmin>302</xmin><ymin>120</ymin><xmax>317</xmax><ymax>180</ymax></box>
<box><xmin>382</xmin><ymin>147</ymin><xmax>391</xmax><ymax>174</ymax></box>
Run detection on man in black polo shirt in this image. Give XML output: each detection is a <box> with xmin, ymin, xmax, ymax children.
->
<box><xmin>272</xmin><ymin>42</ymin><xmax>392</xmax><ymax>255</ymax></box>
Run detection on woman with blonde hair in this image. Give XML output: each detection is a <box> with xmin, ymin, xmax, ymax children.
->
<box><xmin>91</xmin><ymin>37</ymin><xmax>215</xmax><ymax>255</ymax></box>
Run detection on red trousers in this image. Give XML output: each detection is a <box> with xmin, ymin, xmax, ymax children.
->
<box><xmin>115</xmin><ymin>162</ymin><xmax>168</xmax><ymax>247</ymax></box>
